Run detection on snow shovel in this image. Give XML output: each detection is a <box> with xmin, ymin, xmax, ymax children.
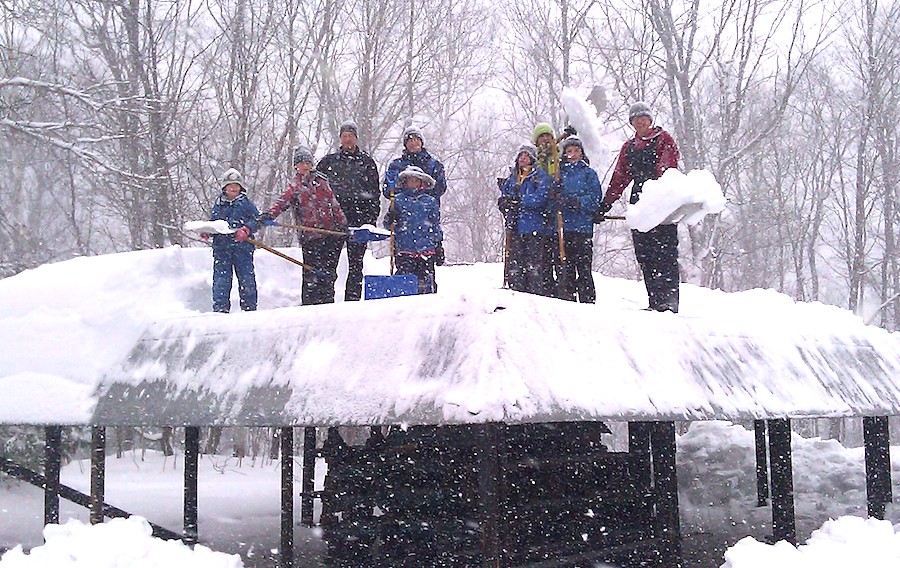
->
<box><xmin>183</xmin><ymin>220</ymin><xmax>328</xmax><ymax>277</ymax></box>
<box><xmin>260</xmin><ymin>220</ymin><xmax>391</xmax><ymax>243</ymax></box>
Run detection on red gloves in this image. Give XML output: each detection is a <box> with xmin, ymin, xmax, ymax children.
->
<box><xmin>234</xmin><ymin>226</ymin><xmax>250</xmax><ymax>242</ymax></box>
<box><xmin>199</xmin><ymin>233</ymin><xmax>210</xmax><ymax>240</ymax></box>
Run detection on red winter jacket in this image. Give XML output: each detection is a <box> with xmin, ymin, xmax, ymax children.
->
<box><xmin>267</xmin><ymin>171</ymin><xmax>348</xmax><ymax>241</ymax></box>
<box><xmin>603</xmin><ymin>127</ymin><xmax>680</xmax><ymax>207</ymax></box>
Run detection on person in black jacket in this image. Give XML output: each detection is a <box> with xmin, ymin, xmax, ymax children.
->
<box><xmin>316</xmin><ymin>121</ymin><xmax>381</xmax><ymax>301</ymax></box>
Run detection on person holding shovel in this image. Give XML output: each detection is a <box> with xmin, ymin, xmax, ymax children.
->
<box><xmin>497</xmin><ymin>144</ymin><xmax>554</xmax><ymax>296</ymax></box>
<box><xmin>382</xmin><ymin>126</ymin><xmax>448</xmax><ymax>277</ymax></box>
<box><xmin>383</xmin><ymin>166</ymin><xmax>442</xmax><ymax>294</ymax></box>
<box><xmin>316</xmin><ymin>120</ymin><xmax>381</xmax><ymax>302</ymax></box>
<box><xmin>207</xmin><ymin>168</ymin><xmax>261</xmax><ymax>313</ymax></box>
<box><xmin>601</xmin><ymin>101</ymin><xmax>682</xmax><ymax>313</ymax></box>
<box><xmin>258</xmin><ymin>146</ymin><xmax>348</xmax><ymax>306</ymax></box>
<box><xmin>553</xmin><ymin>136</ymin><xmax>602</xmax><ymax>303</ymax></box>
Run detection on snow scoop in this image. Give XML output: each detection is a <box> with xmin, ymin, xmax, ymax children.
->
<box><xmin>183</xmin><ymin>220</ymin><xmax>328</xmax><ymax>277</ymax></box>
<box><xmin>261</xmin><ymin>220</ymin><xmax>391</xmax><ymax>243</ymax></box>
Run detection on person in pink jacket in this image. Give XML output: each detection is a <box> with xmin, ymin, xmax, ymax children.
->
<box><xmin>259</xmin><ymin>146</ymin><xmax>348</xmax><ymax>305</ymax></box>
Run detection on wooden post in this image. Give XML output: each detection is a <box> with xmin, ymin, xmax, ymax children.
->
<box><xmin>478</xmin><ymin>424</ymin><xmax>504</xmax><ymax>567</ymax></box>
<box><xmin>767</xmin><ymin>418</ymin><xmax>796</xmax><ymax>544</ymax></box>
<box><xmin>753</xmin><ymin>420</ymin><xmax>769</xmax><ymax>506</ymax></box>
<box><xmin>280</xmin><ymin>426</ymin><xmax>294</xmax><ymax>568</ymax></box>
<box><xmin>863</xmin><ymin>416</ymin><xmax>892</xmax><ymax>519</ymax></box>
<box><xmin>651</xmin><ymin>421</ymin><xmax>682</xmax><ymax>567</ymax></box>
<box><xmin>183</xmin><ymin>426</ymin><xmax>199</xmax><ymax>546</ymax></box>
<box><xmin>628</xmin><ymin>421</ymin><xmax>653</xmax><ymax>493</ymax></box>
<box><xmin>90</xmin><ymin>426</ymin><xmax>106</xmax><ymax>524</ymax></box>
<box><xmin>43</xmin><ymin>426</ymin><xmax>62</xmax><ymax>528</ymax></box>
<box><xmin>301</xmin><ymin>427</ymin><xmax>316</xmax><ymax>527</ymax></box>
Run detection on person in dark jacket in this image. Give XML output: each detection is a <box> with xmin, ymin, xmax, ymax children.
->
<box><xmin>554</xmin><ymin>136</ymin><xmax>602</xmax><ymax>303</ymax></box>
<box><xmin>498</xmin><ymin>144</ymin><xmax>554</xmax><ymax>296</ymax></box>
<box><xmin>259</xmin><ymin>146</ymin><xmax>348</xmax><ymax>306</ymax></box>
<box><xmin>208</xmin><ymin>168</ymin><xmax>260</xmax><ymax>313</ymax></box>
<box><xmin>316</xmin><ymin>121</ymin><xmax>381</xmax><ymax>301</ymax></box>
<box><xmin>383</xmin><ymin>166</ymin><xmax>442</xmax><ymax>294</ymax></box>
<box><xmin>382</xmin><ymin>126</ymin><xmax>448</xmax><ymax>271</ymax></box>
<box><xmin>600</xmin><ymin>101</ymin><xmax>682</xmax><ymax>312</ymax></box>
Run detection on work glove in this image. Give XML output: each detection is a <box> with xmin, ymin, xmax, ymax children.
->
<box><xmin>563</xmin><ymin>124</ymin><xmax>577</xmax><ymax>137</ymax></box>
<box><xmin>435</xmin><ymin>242</ymin><xmax>445</xmax><ymax>266</ymax></box>
<box><xmin>497</xmin><ymin>195</ymin><xmax>520</xmax><ymax>214</ymax></box>
<box><xmin>234</xmin><ymin>226</ymin><xmax>251</xmax><ymax>242</ymax></box>
<box><xmin>199</xmin><ymin>233</ymin><xmax>210</xmax><ymax>240</ymax></box>
<box><xmin>257</xmin><ymin>212</ymin><xmax>276</xmax><ymax>226</ymax></box>
<box><xmin>593</xmin><ymin>201</ymin><xmax>613</xmax><ymax>223</ymax></box>
<box><xmin>563</xmin><ymin>195</ymin><xmax>580</xmax><ymax>209</ymax></box>
<box><xmin>548</xmin><ymin>182</ymin><xmax>562</xmax><ymax>202</ymax></box>
<box><xmin>383</xmin><ymin>208</ymin><xmax>398</xmax><ymax>228</ymax></box>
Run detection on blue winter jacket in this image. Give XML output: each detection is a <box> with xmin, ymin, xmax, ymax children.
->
<box><xmin>382</xmin><ymin>149</ymin><xmax>447</xmax><ymax>202</ymax></box>
<box><xmin>209</xmin><ymin>192</ymin><xmax>261</xmax><ymax>251</ymax></box>
<box><xmin>559</xmin><ymin>160</ymin><xmax>602</xmax><ymax>234</ymax></box>
<box><xmin>500</xmin><ymin>167</ymin><xmax>553</xmax><ymax>236</ymax></box>
<box><xmin>385</xmin><ymin>189</ymin><xmax>443</xmax><ymax>255</ymax></box>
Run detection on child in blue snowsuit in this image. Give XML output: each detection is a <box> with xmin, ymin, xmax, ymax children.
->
<box><xmin>384</xmin><ymin>165</ymin><xmax>443</xmax><ymax>294</ymax></box>
<box><xmin>208</xmin><ymin>168</ymin><xmax>261</xmax><ymax>312</ymax></box>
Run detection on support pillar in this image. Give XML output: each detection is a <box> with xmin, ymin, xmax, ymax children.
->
<box><xmin>651</xmin><ymin>421</ymin><xmax>681</xmax><ymax>567</ymax></box>
<box><xmin>90</xmin><ymin>426</ymin><xmax>106</xmax><ymax>524</ymax></box>
<box><xmin>280</xmin><ymin>427</ymin><xmax>294</xmax><ymax>568</ymax></box>
<box><xmin>767</xmin><ymin>418</ymin><xmax>796</xmax><ymax>544</ymax></box>
<box><xmin>753</xmin><ymin>419</ymin><xmax>769</xmax><ymax>506</ymax></box>
<box><xmin>183</xmin><ymin>426</ymin><xmax>199</xmax><ymax>546</ymax></box>
<box><xmin>863</xmin><ymin>416</ymin><xmax>892</xmax><ymax>519</ymax></box>
<box><xmin>43</xmin><ymin>426</ymin><xmax>62</xmax><ymax>528</ymax></box>
<box><xmin>301</xmin><ymin>427</ymin><xmax>316</xmax><ymax>528</ymax></box>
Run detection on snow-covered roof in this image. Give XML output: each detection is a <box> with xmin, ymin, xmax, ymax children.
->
<box><xmin>3</xmin><ymin>246</ymin><xmax>900</xmax><ymax>427</ymax></box>
<box><xmin>93</xmin><ymin>287</ymin><xmax>900</xmax><ymax>427</ymax></box>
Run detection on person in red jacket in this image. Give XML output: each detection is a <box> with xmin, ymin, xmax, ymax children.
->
<box><xmin>599</xmin><ymin>101</ymin><xmax>682</xmax><ymax>312</ymax></box>
<box><xmin>259</xmin><ymin>145</ymin><xmax>348</xmax><ymax>305</ymax></box>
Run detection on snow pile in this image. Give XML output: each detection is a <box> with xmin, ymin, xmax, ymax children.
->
<box><xmin>722</xmin><ymin>516</ymin><xmax>900</xmax><ymax>567</ymax></box>
<box><xmin>560</xmin><ymin>87</ymin><xmax>611</xmax><ymax>170</ymax></box>
<box><xmin>628</xmin><ymin>168</ymin><xmax>727</xmax><ymax>231</ymax></box>
<box><xmin>0</xmin><ymin>516</ymin><xmax>243</xmax><ymax>568</ymax></box>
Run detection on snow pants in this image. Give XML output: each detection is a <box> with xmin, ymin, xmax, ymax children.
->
<box><xmin>558</xmin><ymin>232</ymin><xmax>595</xmax><ymax>304</ymax></box>
<box><xmin>212</xmin><ymin>243</ymin><xmax>257</xmax><ymax>312</ymax></box>
<box><xmin>343</xmin><ymin>240</ymin><xmax>367</xmax><ymax>302</ymax></box>
<box><xmin>301</xmin><ymin>236</ymin><xmax>344</xmax><ymax>306</ymax></box>
<box><xmin>395</xmin><ymin>254</ymin><xmax>436</xmax><ymax>294</ymax></box>
<box><xmin>632</xmin><ymin>223</ymin><xmax>679</xmax><ymax>312</ymax></box>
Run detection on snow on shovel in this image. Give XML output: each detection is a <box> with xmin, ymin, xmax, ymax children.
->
<box><xmin>183</xmin><ymin>220</ymin><xmax>329</xmax><ymax>277</ymax></box>
<box><xmin>626</xmin><ymin>169</ymin><xmax>726</xmax><ymax>232</ymax></box>
<box><xmin>260</xmin><ymin>220</ymin><xmax>390</xmax><ymax>244</ymax></box>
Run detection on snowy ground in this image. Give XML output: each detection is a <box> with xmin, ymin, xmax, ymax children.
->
<box><xmin>1</xmin><ymin>212</ymin><xmax>899</xmax><ymax>565</ymax></box>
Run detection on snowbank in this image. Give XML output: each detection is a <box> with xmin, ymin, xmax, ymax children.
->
<box><xmin>0</xmin><ymin>516</ymin><xmax>243</xmax><ymax>568</ymax></box>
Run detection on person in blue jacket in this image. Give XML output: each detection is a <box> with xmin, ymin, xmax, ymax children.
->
<box><xmin>382</xmin><ymin>126</ymin><xmax>448</xmax><ymax>268</ymax></box>
<box><xmin>554</xmin><ymin>136</ymin><xmax>602</xmax><ymax>303</ymax></box>
<box><xmin>207</xmin><ymin>168</ymin><xmax>261</xmax><ymax>312</ymax></box>
<box><xmin>384</xmin><ymin>165</ymin><xmax>443</xmax><ymax>294</ymax></box>
<box><xmin>497</xmin><ymin>144</ymin><xmax>554</xmax><ymax>296</ymax></box>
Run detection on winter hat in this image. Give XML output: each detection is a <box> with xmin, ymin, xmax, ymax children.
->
<box><xmin>219</xmin><ymin>168</ymin><xmax>245</xmax><ymax>190</ymax></box>
<box><xmin>532</xmin><ymin>123</ymin><xmax>555</xmax><ymax>144</ymax></box>
<box><xmin>293</xmin><ymin>145</ymin><xmax>314</xmax><ymax>165</ymax></box>
<box><xmin>628</xmin><ymin>101</ymin><xmax>654</xmax><ymax>124</ymax></box>
<box><xmin>339</xmin><ymin>120</ymin><xmax>358</xmax><ymax>137</ymax></box>
<box><xmin>403</xmin><ymin>126</ymin><xmax>424</xmax><ymax>146</ymax></box>
<box><xmin>515</xmin><ymin>144</ymin><xmax>537</xmax><ymax>164</ymax></box>
<box><xmin>560</xmin><ymin>135</ymin><xmax>584</xmax><ymax>154</ymax></box>
<box><xmin>397</xmin><ymin>165</ymin><xmax>435</xmax><ymax>188</ymax></box>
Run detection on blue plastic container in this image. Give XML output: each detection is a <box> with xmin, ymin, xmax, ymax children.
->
<box><xmin>363</xmin><ymin>274</ymin><xmax>419</xmax><ymax>300</ymax></box>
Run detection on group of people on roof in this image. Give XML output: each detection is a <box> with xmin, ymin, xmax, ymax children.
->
<box><xmin>205</xmin><ymin>122</ymin><xmax>447</xmax><ymax>312</ymax></box>
<box><xmin>499</xmin><ymin>101</ymin><xmax>681</xmax><ymax>311</ymax></box>
<box><xmin>205</xmin><ymin>100</ymin><xmax>682</xmax><ymax>315</ymax></box>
